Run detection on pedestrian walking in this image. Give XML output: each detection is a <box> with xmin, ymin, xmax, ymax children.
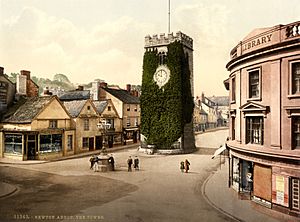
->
<box><xmin>180</xmin><ymin>161</ymin><xmax>185</xmax><ymax>173</ymax></box>
<box><xmin>108</xmin><ymin>154</ymin><xmax>115</xmax><ymax>171</ymax></box>
<box><xmin>94</xmin><ymin>156</ymin><xmax>99</xmax><ymax>172</ymax></box>
<box><xmin>134</xmin><ymin>156</ymin><xmax>139</xmax><ymax>170</ymax></box>
<box><xmin>184</xmin><ymin>159</ymin><xmax>190</xmax><ymax>173</ymax></box>
<box><xmin>127</xmin><ymin>156</ymin><xmax>133</xmax><ymax>172</ymax></box>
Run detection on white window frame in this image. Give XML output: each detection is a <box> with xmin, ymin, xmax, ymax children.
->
<box><xmin>289</xmin><ymin>60</ymin><xmax>300</xmax><ymax>98</ymax></box>
<box><xmin>245</xmin><ymin>115</ymin><xmax>264</xmax><ymax>145</ymax></box>
<box><xmin>83</xmin><ymin>118</ymin><xmax>89</xmax><ymax>131</ymax></box>
<box><xmin>247</xmin><ymin>67</ymin><xmax>261</xmax><ymax>101</ymax></box>
<box><xmin>49</xmin><ymin>120</ymin><xmax>58</xmax><ymax>129</ymax></box>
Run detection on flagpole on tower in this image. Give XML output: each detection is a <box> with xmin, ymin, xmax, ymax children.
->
<box><xmin>168</xmin><ymin>0</ymin><xmax>171</xmax><ymax>33</ymax></box>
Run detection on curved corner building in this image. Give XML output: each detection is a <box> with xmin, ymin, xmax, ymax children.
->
<box><xmin>224</xmin><ymin>21</ymin><xmax>300</xmax><ymax>216</ymax></box>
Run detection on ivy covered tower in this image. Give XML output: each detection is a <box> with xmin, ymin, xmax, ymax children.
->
<box><xmin>140</xmin><ymin>32</ymin><xmax>195</xmax><ymax>154</ymax></box>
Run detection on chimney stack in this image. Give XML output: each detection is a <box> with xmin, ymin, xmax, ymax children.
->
<box><xmin>126</xmin><ymin>84</ymin><xmax>131</xmax><ymax>92</ymax></box>
<box><xmin>92</xmin><ymin>81</ymin><xmax>100</xmax><ymax>101</ymax></box>
<box><xmin>77</xmin><ymin>85</ymin><xmax>84</xmax><ymax>91</ymax></box>
<box><xmin>0</xmin><ymin>67</ymin><xmax>4</xmax><ymax>75</ymax></box>
<box><xmin>20</xmin><ymin>70</ymin><xmax>31</xmax><ymax>79</ymax></box>
<box><xmin>100</xmin><ymin>82</ymin><xmax>107</xmax><ymax>88</ymax></box>
<box><xmin>16</xmin><ymin>73</ymin><xmax>27</xmax><ymax>95</ymax></box>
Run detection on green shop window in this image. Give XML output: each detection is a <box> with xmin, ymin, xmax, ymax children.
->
<box><xmin>40</xmin><ymin>134</ymin><xmax>62</xmax><ymax>153</ymax></box>
<box><xmin>4</xmin><ymin>134</ymin><xmax>22</xmax><ymax>154</ymax></box>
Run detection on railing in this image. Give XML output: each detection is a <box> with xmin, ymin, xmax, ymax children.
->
<box><xmin>286</xmin><ymin>22</ymin><xmax>300</xmax><ymax>38</ymax></box>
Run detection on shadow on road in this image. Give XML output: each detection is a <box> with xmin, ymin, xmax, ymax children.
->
<box><xmin>194</xmin><ymin>147</ymin><xmax>218</xmax><ymax>155</ymax></box>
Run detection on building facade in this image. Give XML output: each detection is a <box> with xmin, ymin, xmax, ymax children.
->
<box><xmin>93</xmin><ymin>99</ymin><xmax>122</xmax><ymax>147</ymax></box>
<box><xmin>225</xmin><ymin>21</ymin><xmax>300</xmax><ymax>216</ymax></box>
<box><xmin>98</xmin><ymin>84</ymin><xmax>140</xmax><ymax>145</ymax></box>
<box><xmin>0</xmin><ymin>96</ymin><xmax>75</xmax><ymax>160</ymax></box>
<box><xmin>0</xmin><ymin>67</ymin><xmax>15</xmax><ymax>118</ymax></box>
<box><xmin>63</xmin><ymin>99</ymin><xmax>102</xmax><ymax>153</ymax></box>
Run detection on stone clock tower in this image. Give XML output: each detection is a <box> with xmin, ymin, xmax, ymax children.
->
<box><xmin>140</xmin><ymin>31</ymin><xmax>195</xmax><ymax>154</ymax></box>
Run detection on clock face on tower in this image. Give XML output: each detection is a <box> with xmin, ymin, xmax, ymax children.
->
<box><xmin>153</xmin><ymin>65</ymin><xmax>170</xmax><ymax>88</ymax></box>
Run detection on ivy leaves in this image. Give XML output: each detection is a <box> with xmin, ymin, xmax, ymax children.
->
<box><xmin>141</xmin><ymin>41</ymin><xmax>194</xmax><ymax>148</ymax></box>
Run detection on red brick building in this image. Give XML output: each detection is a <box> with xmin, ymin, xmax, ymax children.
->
<box><xmin>225</xmin><ymin>21</ymin><xmax>300</xmax><ymax>216</ymax></box>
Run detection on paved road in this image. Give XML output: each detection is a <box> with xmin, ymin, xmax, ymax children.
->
<box><xmin>0</xmin><ymin>130</ymin><xmax>230</xmax><ymax>222</ymax></box>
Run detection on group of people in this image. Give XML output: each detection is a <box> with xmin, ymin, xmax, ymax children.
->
<box><xmin>127</xmin><ymin>156</ymin><xmax>139</xmax><ymax>172</ymax></box>
<box><xmin>89</xmin><ymin>154</ymin><xmax>189</xmax><ymax>173</ymax></box>
<box><xmin>89</xmin><ymin>154</ymin><xmax>115</xmax><ymax>172</ymax></box>
<box><xmin>180</xmin><ymin>159</ymin><xmax>190</xmax><ymax>173</ymax></box>
<box><xmin>89</xmin><ymin>154</ymin><xmax>140</xmax><ymax>172</ymax></box>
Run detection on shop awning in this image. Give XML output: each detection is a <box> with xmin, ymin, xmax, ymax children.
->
<box><xmin>211</xmin><ymin>144</ymin><xmax>227</xmax><ymax>159</ymax></box>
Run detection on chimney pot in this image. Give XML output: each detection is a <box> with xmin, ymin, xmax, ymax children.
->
<box><xmin>0</xmin><ymin>67</ymin><xmax>4</xmax><ymax>75</ymax></box>
<box><xmin>20</xmin><ymin>70</ymin><xmax>31</xmax><ymax>79</ymax></box>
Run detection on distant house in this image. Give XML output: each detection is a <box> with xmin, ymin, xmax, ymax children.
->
<box><xmin>196</xmin><ymin>93</ymin><xmax>218</xmax><ymax>129</ymax></box>
<box><xmin>0</xmin><ymin>96</ymin><xmax>75</xmax><ymax>160</ymax></box>
<box><xmin>59</xmin><ymin>86</ymin><xmax>90</xmax><ymax>101</ymax></box>
<box><xmin>208</xmin><ymin>96</ymin><xmax>229</xmax><ymax>126</ymax></box>
<box><xmin>63</xmin><ymin>99</ymin><xmax>101</xmax><ymax>153</ymax></box>
<box><xmin>0</xmin><ymin>67</ymin><xmax>16</xmax><ymax>117</ymax></box>
<box><xmin>193</xmin><ymin>103</ymin><xmax>208</xmax><ymax>132</ymax></box>
<box><xmin>93</xmin><ymin>99</ymin><xmax>122</xmax><ymax>147</ymax></box>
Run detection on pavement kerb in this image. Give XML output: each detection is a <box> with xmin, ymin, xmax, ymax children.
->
<box><xmin>0</xmin><ymin>182</ymin><xmax>18</xmax><ymax>199</ymax></box>
<box><xmin>201</xmin><ymin>171</ymin><xmax>243</xmax><ymax>222</ymax></box>
<box><xmin>0</xmin><ymin>143</ymin><xmax>139</xmax><ymax>165</ymax></box>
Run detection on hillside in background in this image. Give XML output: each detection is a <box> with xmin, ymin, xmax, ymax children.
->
<box><xmin>6</xmin><ymin>73</ymin><xmax>141</xmax><ymax>95</ymax></box>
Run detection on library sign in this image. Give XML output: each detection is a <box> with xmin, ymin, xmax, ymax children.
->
<box><xmin>242</xmin><ymin>33</ymin><xmax>273</xmax><ymax>52</ymax></box>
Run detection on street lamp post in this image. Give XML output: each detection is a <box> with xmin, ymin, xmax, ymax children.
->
<box><xmin>97</xmin><ymin>121</ymin><xmax>111</xmax><ymax>150</ymax></box>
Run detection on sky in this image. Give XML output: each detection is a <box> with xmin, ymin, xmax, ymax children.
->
<box><xmin>0</xmin><ymin>0</ymin><xmax>299</xmax><ymax>96</ymax></box>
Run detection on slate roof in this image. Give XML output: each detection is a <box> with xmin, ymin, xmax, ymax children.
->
<box><xmin>104</xmin><ymin>88</ymin><xmax>140</xmax><ymax>104</ymax></box>
<box><xmin>93</xmin><ymin>100</ymin><xmax>108</xmax><ymax>114</ymax></box>
<box><xmin>59</xmin><ymin>90</ymin><xmax>90</xmax><ymax>101</ymax></box>
<box><xmin>63</xmin><ymin>100</ymin><xmax>87</xmax><ymax>118</ymax></box>
<box><xmin>207</xmin><ymin>96</ymin><xmax>229</xmax><ymax>106</ymax></box>
<box><xmin>3</xmin><ymin>96</ymin><xmax>54</xmax><ymax>123</ymax></box>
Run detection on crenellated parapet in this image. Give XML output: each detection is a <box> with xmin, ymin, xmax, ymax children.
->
<box><xmin>145</xmin><ymin>31</ymin><xmax>193</xmax><ymax>50</ymax></box>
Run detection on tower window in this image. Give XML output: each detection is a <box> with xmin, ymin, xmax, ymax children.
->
<box><xmin>159</xmin><ymin>52</ymin><xmax>167</xmax><ymax>65</ymax></box>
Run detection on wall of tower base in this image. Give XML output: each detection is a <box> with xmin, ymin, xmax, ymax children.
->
<box><xmin>138</xmin><ymin>122</ymin><xmax>196</xmax><ymax>155</ymax></box>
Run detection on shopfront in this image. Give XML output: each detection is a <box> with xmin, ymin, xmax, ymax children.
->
<box><xmin>1</xmin><ymin>129</ymin><xmax>69</xmax><ymax>160</ymax></box>
<box><xmin>230</xmin><ymin>156</ymin><xmax>253</xmax><ymax>194</ymax></box>
<box><xmin>2</xmin><ymin>131</ymin><xmax>39</xmax><ymax>160</ymax></box>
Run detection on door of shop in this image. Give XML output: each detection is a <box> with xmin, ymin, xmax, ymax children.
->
<box><xmin>89</xmin><ymin>138</ymin><xmax>94</xmax><ymax>151</ymax></box>
<box><xmin>253</xmin><ymin>164</ymin><xmax>272</xmax><ymax>203</ymax></box>
<box><xmin>27</xmin><ymin>135</ymin><xmax>36</xmax><ymax>160</ymax></box>
<box><xmin>95</xmin><ymin>136</ymin><xmax>103</xmax><ymax>150</ymax></box>
<box><xmin>291</xmin><ymin>177</ymin><xmax>300</xmax><ymax>211</ymax></box>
